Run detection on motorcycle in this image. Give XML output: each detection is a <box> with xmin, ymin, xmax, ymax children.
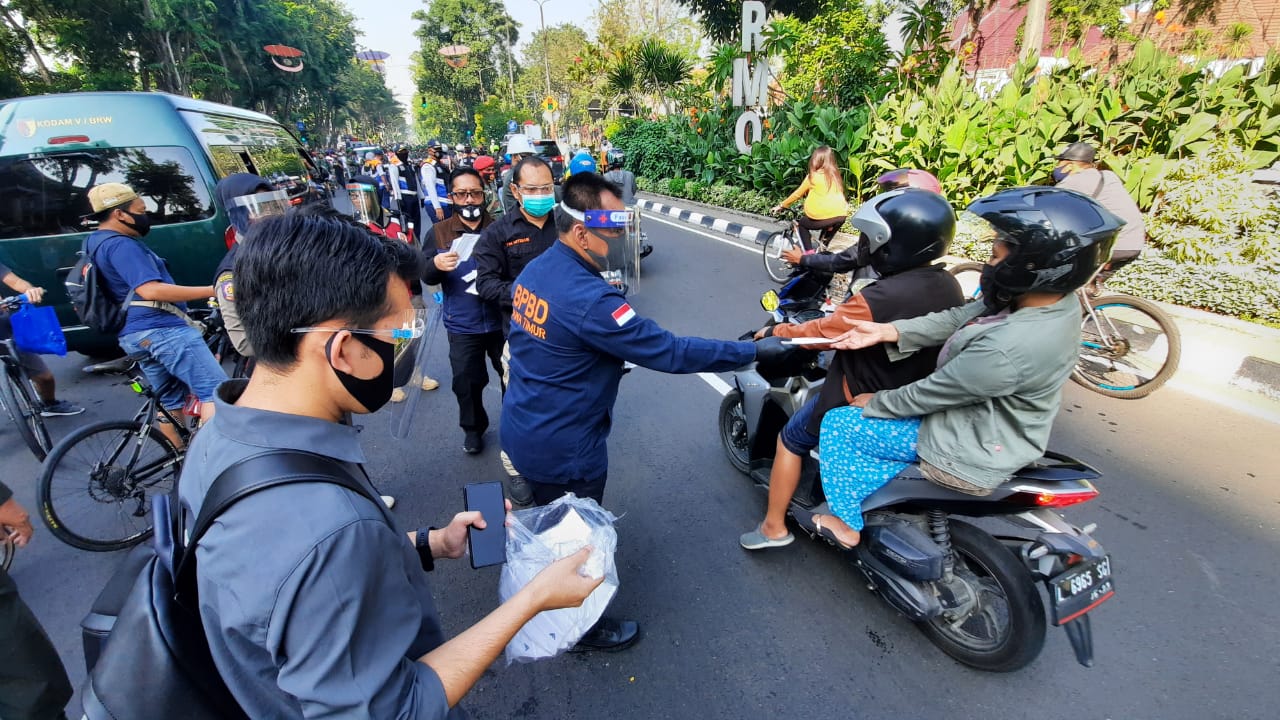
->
<box><xmin>718</xmin><ymin>335</ymin><xmax>1114</xmax><ymax>672</ymax></box>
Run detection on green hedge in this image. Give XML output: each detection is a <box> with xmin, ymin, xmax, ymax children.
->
<box><xmin>948</xmin><ymin>223</ymin><xmax>1280</xmax><ymax>325</ymax></box>
<box><xmin>637</xmin><ymin>176</ymin><xmax>775</xmax><ymax>215</ymax></box>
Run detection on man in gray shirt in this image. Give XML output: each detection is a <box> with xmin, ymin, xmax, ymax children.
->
<box><xmin>177</xmin><ymin>207</ymin><xmax>601</xmax><ymax>718</ymax></box>
<box><xmin>1053</xmin><ymin>142</ymin><xmax>1146</xmax><ymax>293</ymax></box>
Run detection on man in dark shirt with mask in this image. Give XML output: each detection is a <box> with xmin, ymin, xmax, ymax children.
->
<box><xmin>421</xmin><ymin>168</ymin><xmax>503</xmax><ymax>455</ymax></box>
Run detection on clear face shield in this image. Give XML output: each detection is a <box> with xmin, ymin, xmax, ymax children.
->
<box><xmin>346</xmin><ymin>182</ymin><xmax>386</xmax><ymax>228</ymax></box>
<box><xmin>231</xmin><ymin>189</ymin><xmax>291</xmax><ymax>226</ymax></box>
<box><xmin>390</xmin><ymin>303</ymin><xmax>442</xmax><ymax>439</ymax></box>
<box><xmin>562</xmin><ymin>205</ymin><xmax>641</xmax><ymax>296</ymax></box>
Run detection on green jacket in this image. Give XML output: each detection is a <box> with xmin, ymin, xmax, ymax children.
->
<box><xmin>864</xmin><ymin>294</ymin><xmax>1080</xmax><ymax>489</ymax></box>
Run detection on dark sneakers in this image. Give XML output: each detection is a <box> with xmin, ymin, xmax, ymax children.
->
<box><xmin>463</xmin><ymin>431</ymin><xmax>484</xmax><ymax>454</ymax></box>
<box><xmin>507</xmin><ymin>474</ymin><xmax>534</xmax><ymax>505</ymax></box>
<box><xmin>40</xmin><ymin>400</ymin><xmax>85</xmax><ymax>417</ymax></box>
<box><xmin>570</xmin><ymin>617</ymin><xmax>640</xmax><ymax>652</ymax></box>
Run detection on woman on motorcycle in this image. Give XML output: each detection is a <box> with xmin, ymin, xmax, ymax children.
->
<box><xmin>781</xmin><ymin>168</ymin><xmax>943</xmax><ymax>273</ymax></box>
<box><xmin>741</xmin><ymin>190</ymin><xmax>964</xmax><ymax>550</ymax></box>
<box><xmin>771</xmin><ymin>146</ymin><xmax>849</xmax><ymax>250</ymax></box>
<box><xmin>788</xmin><ymin>187</ymin><xmax>1121</xmax><ymax>549</ymax></box>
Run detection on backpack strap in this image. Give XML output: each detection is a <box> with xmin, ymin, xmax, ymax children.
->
<box><xmin>1090</xmin><ymin>172</ymin><xmax>1106</xmax><ymax>199</ymax></box>
<box><xmin>175</xmin><ymin>450</ymin><xmax>386</xmax><ymax>585</ymax></box>
<box><xmin>84</xmin><ymin>232</ymin><xmax>139</xmax><ymax>313</ymax></box>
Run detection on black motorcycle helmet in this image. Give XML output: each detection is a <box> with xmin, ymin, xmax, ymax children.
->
<box><xmin>967</xmin><ymin>186</ymin><xmax>1122</xmax><ymax>304</ymax></box>
<box><xmin>851</xmin><ymin>189</ymin><xmax>955</xmax><ymax>276</ymax></box>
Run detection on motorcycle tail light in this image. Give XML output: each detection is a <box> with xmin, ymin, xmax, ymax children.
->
<box><xmin>1030</xmin><ymin>484</ymin><xmax>1099</xmax><ymax>508</ymax></box>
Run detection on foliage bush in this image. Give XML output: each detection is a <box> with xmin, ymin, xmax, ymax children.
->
<box><xmin>1147</xmin><ymin>142</ymin><xmax>1280</xmax><ymax>272</ymax></box>
<box><xmin>1107</xmin><ymin>256</ymin><xmax>1280</xmax><ymax>325</ymax></box>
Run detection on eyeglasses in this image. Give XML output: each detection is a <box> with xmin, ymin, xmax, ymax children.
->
<box><xmin>449</xmin><ymin>189</ymin><xmax>484</xmax><ymax>200</ymax></box>
<box><xmin>517</xmin><ymin>183</ymin><xmax>554</xmax><ymax>195</ymax></box>
<box><xmin>291</xmin><ymin>309</ymin><xmax>426</xmax><ymax>351</ymax></box>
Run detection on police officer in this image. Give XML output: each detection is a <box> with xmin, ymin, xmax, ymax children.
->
<box><xmin>501</xmin><ymin>172</ymin><xmax>787</xmax><ymax>651</ymax></box>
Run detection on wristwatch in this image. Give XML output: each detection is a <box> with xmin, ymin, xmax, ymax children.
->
<box><xmin>414</xmin><ymin>527</ymin><xmax>437</xmax><ymax>572</ymax></box>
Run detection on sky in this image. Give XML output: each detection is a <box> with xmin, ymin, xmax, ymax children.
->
<box><xmin>340</xmin><ymin>0</ymin><xmax>592</xmax><ymax>122</ymax></box>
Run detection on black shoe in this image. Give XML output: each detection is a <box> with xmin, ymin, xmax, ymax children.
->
<box><xmin>508</xmin><ymin>474</ymin><xmax>534</xmax><ymax>505</ymax></box>
<box><xmin>639</xmin><ymin>244</ymin><xmax>654</xmax><ymax>259</ymax></box>
<box><xmin>463</xmin><ymin>431</ymin><xmax>483</xmax><ymax>454</ymax></box>
<box><xmin>571</xmin><ymin>617</ymin><xmax>640</xmax><ymax>652</ymax></box>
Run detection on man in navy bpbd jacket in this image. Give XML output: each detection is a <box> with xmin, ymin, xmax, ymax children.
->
<box><xmin>501</xmin><ymin>172</ymin><xmax>785</xmax><ymax>651</ymax></box>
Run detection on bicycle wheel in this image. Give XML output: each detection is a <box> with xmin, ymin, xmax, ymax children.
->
<box><xmin>0</xmin><ymin>364</ymin><xmax>53</xmax><ymax>460</ymax></box>
<box><xmin>947</xmin><ymin>262</ymin><xmax>984</xmax><ymax>303</ymax></box>
<box><xmin>763</xmin><ymin>231</ymin><xmax>795</xmax><ymax>283</ymax></box>
<box><xmin>37</xmin><ymin>419</ymin><xmax>182</xmax><ymax>551</ymax></box>
<box><xmin>1073</xmin><ymin>293</ymin><xmax>1181</xmax><ymax>399</ymax></box>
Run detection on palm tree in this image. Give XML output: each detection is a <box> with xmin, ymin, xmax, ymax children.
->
<box><xmin>634</xmin><ymin>39</ymin><xmax>692</xmax><ymax>115</ymax></box>
<box><xmin>607</xmin><ymin>55</ymin><xmax>641</xmax><ymax>116</ymax></box>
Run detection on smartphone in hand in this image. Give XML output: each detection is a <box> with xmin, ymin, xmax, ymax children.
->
<box><xmin>463</xmin><ymin>481</ymin><xmax>507</xmax><ymax>569</ymax></box>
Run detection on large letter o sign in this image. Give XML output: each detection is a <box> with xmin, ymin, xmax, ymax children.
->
<box><xmin>735</xmin><ymin>111</ymin><xmax>762</xmax><ymax>154</ymax></box>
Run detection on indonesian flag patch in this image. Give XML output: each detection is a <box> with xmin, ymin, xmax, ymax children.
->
<box><xmin>611</xmin><ymin>303</ymin><xmax>636</xmax><ymax>326</ymax></box>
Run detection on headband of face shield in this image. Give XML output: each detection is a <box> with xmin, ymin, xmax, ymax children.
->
<box><xmin>558</xmin><ymin>204</ymin><xmax>632</xmax><ymax>263</ymax></box>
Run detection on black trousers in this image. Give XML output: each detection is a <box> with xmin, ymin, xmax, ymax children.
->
<box><xmin>530</xmin><ymin>475</ymin><xmax>607</xmax><ymax>506</ymax></box>
<box><xmin>447</xmin><ymin>330</ymin><xmax>504</xmax><ymax>433</ymax></box>
<box><xmin>0</xmin><ymin>570</ymin><xmax>71</xmax><ymax>720</ymax></box>
<box><xmin>798</xmin><ymin>214</ymin><xmax>846</xmax><ymax>248</ymax></box>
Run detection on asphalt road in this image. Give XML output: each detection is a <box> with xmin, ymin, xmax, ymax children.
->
<box><xmin>4</xmin><ymin>211</ymin><xmax>1278</xmax><ymax>719</ymax></box>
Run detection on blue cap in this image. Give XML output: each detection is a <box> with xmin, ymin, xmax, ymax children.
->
<box><xmin>569</xmin><ymin>151</ymin><xmax>597</xmax><ymax>175</ymax></box>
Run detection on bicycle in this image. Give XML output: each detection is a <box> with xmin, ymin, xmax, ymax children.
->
<box><xmin>0</xmin><ymin>296</ymin><xmax>53</xmax><ymax>460</ymax></box>
<box><xmin>763</xmin><ymin>208</ymin><xmax>831</xmax><ymax>284</ymax></box>
<box><xmin>948</xmin><ymin>262</ymin><xmax>1181</xmax><ymax>399</ymax></box>
<box><xmin>37</xmin><ymin>359</ymin><xmax>194</xmax><ymax>551</ymax></box>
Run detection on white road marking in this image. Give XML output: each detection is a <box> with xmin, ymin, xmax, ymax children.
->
<box><xmin>697</xmin><ymin>372</ymin><xmax>733</xmax><ymax>397</ymax></box>
<box><xmin>641</xmin><ymin>211</ymin><xmax>758</xmax><ymax>254</ymax></box>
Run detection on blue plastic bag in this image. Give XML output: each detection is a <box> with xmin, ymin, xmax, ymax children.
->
<box><xmin>11</xmin><ymin>302</ymin><xmax>68</xmax><ymax>356</ymax></box>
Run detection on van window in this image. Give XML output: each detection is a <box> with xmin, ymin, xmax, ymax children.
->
<box><xmin>0</xmin><ymin>146</ymin><xmax>214</xmax><ymax>240</ymax></box>
<box><xmin>181</xmin><ymin>111</ymin><xmax>319</xmax><ymax>198</ymax></box>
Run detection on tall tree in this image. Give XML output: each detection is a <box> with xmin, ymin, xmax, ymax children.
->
<box><xmin>677</xmin><ymin>0</ymin><xmax>824</xmax><ymax>43</ymax></box>
<box><xmin>412</xmin><ymin>0</ymin><xmax>521</xmax><ymax>139</ymax></box>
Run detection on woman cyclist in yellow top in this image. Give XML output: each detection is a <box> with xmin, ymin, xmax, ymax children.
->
<box><xmin>771</xmin><ymin>145</ymin><xmax>849</xmax><ymax>249</ymax></box>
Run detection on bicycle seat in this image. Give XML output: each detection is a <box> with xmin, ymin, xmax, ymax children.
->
<box><xmin>82</xmin><ymin>356</ymin><xmax>139</xmax><ymax>376</ymax></box>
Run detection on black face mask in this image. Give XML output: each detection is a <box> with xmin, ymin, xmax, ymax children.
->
<box><xmin>121</xmin><ymin>210</ymin><xmax>152</xmax><ymax>237</ymax></box>
<box><xmin>979</xmin><ymin>263</ymin><xmax>1014</xmax><ymax>312</ymax></box>
<box><xmin>458</xmin><ymin>203</ymin><xmax>483</xmax><ymax>221</ymax></box>
<box><xmin>326</xmin><ymin>332</ymin><xmax>395</xmax><ymax>413</ymax></box>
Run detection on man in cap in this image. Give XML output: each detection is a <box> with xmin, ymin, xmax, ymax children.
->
<box><xmin>500</xmin><ymin>135</ymin><xmax>536</xmax><ymax>213</ymax></box>
<box><xmin>85</xmin><ymin>182</ymin><xmax>227</xmax><ymax>443</ymax></box>
<box><xmin>472</xmin><ymin>154</ymin><xmax>503</xmax><ymax>218</ymax></box>
<box><xmin>420</xmin><ymin>140</ymin><xmax>451</xmax><ymax>225</ymax></box>
<box><xmin>1052</xmin><ymin>142</ymin><xmax>1146</xmax><ymax>294</ymax></box>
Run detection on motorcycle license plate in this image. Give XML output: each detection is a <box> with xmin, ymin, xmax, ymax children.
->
<box><xmin>1049</xmin><ymin>555</ymin><xmax>1115</xmax><ymax>625</ymax></box>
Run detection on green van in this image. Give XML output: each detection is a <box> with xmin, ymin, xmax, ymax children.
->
<box><xmin>0</xmin><ymin>91</ymin><xmax>325</xmax><ymax>355</ymax></box>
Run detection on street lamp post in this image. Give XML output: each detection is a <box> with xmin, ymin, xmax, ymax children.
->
<box><xmin>532</xmin><ymin>0</ymin><xmax>556</xmax><ymax>139</ymax></box>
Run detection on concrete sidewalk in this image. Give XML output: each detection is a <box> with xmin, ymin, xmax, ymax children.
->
<box><xmin>638</xmin><ymin>192</ymin><xmax>1280</xmax><ymax>418</ymax></box>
